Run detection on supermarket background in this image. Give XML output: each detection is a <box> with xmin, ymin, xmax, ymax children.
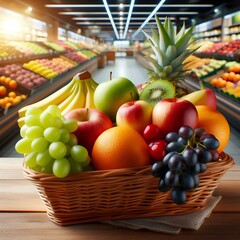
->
<box><xmin>0</xmin><ymin>1</ymin><xmax>239</xmax><ymax>164</ymax></box>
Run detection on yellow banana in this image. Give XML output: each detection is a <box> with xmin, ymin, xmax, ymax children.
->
<box><xmin>61</xmin><ymin>80</ymin><xmax>86</xmax><ymax>115</ymax></box>
<box><xmin>18</xmin><ymin>77</ymin><xmax>77</xmax><ymax>118</ymax></box>
<box><xmin>85</xmin><ymin>79</ymin><xmax>96</xmax><ymax>108</ymax></box>
<box><xmin>58</xmin><ymin>81</ymin><xmax>80</xmax><ymax>112</ymax></box>
<box><xmin>88</xmin><ymin>76</ymin><xmax>99</xmax><ymax>89</ymax></box>
<box><xmin>77</xmin><ymin>71</ymin><xmax>98</xmax><ymax>89</ymax></box>
<box><xmin>17</xmin><ymin>79</ymin><xmax>80</xmax><ymax>128</ymax></box>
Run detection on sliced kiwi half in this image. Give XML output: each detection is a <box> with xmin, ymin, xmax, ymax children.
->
<box><xmin>139</xmin><ymin>80</ymin><xmax>175</xmax><ymax>107</ymax></box>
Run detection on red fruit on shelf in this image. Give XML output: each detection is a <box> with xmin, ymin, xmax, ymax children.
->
<box><xmin>143</xmin><ymin>124</ymin><xmax>162</xmax><ymax>142</ymax></box>
<box><xmin>149</xmin><ymin>140</ymin><xmax>167</xmax><ymax>162</ymax></box>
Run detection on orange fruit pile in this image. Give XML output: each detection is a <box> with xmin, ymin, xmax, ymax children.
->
<box><xmin>91</xmin><ymin>126</ymin><xmax>151</xmax><ymax>170</ymax></box>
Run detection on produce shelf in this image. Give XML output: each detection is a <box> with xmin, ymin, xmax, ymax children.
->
<box><xmin>0</xmin><ymin>57</ymin><xmax>99</xmax><ymax>145</ymax></box>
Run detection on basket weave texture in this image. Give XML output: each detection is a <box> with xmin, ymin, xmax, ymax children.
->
<box><xmin>23</xmin><ymin>152</ymin><xmax>234</xmax><ymax>226</ymax></box>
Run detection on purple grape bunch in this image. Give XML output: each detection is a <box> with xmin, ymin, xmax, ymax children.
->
<box><xmin>151</xmin><ymin>125</ymin><xmax>220</xmax><ymax>205</ymax></box>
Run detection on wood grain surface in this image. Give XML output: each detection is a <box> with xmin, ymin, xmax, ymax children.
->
<box><xmin>1</xmin><ymin>158</ymin><xmax>240</xmax><ymax>240</ymax></box>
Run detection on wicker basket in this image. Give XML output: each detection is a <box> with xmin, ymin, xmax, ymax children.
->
<box><xmin>23</xmin><ymin>152</ymin><xmax>234</xmax><ymax>226</ymax></box>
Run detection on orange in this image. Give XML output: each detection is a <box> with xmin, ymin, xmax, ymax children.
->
<box><xmin>91</xmin><ymin>126</ymin><xmax>151</xmax><ymax>170</ymax></box>
<box><xmin>0</xmin><ymin>86</ymin><xmax>7</xmax><ymax>96</ymax></box>
<box><xmin>196</xmin><ymin>105</ymin><xmax>230</xmax><ymax>153</ymax></box>
<box><xmin>21</xmin><ymin>94</ymin><xmax>27</xmax><ymax>100</ymax></box>
<box><xmin>0</xmin><ymin>76</ymin><xmax>6</xmax><ymax>82</ymax></box>
<box><xmin>229</xmin><ymin>72</ymin><xmax>235</xmax><ymax>81</ymax></box>
<box><xmin>218</xmin><ymin>79</ymin><xmax>226</xmax><ymax>88</ymax></box>
<box><xmin>210</xmin><ymin>78</ymin><xmax>218</xmax><ymax>86</ymax></box>
<box><xmin>8</xmin><ymin>91</ymin><xmax>16</xmax><ymax>98</ymax></box>
<box><xmin>4</xmin><ymin>77</ymin><xmax>11</xmax><ymax>84</ymax></box>
<box><xmin>9</xmin><ymin>80</ymin><xmax>17</xmax><ymax>89</ymax></box>
<box><xmin>222</xmin><ymin>73</ymin><xmax>229</xmax><ymax>81</ymax></box>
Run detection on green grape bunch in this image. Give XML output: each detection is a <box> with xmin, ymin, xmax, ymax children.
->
<box><xmin>15</xmin><ymin>105</ymin><xmax>91</xmax><ymax>178</ymax></box>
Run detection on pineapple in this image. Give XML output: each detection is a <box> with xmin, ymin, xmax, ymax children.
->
<box><xmin>140</xmin><ymin>16</ymin><xmax>198</xmax><ymax>98</ymax></box>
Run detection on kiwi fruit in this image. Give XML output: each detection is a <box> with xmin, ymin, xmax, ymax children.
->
<box><xmin>139</xmin><ymin>80</ymin><xmax>175</xmax><ymax>107</ymax></box>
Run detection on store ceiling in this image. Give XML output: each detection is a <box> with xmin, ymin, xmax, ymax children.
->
<box><xmin>4</xmin><ymin>0</ymin><xmax>240</xmax><ymax>41</ymax></box>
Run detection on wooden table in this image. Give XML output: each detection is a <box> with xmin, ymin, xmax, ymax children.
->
<box><xmin>1</xmin><ymin>158</ymin><xmax>240</xmax><ymax>240</ymax></box>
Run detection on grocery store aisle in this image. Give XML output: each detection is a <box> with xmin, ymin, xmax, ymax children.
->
<box><xmin>0</xmin><ymin>57</ymin><xmax>239</xmax><ymax>164</ymax></box>
<box><xmin>92</xmin><ymin>56</ymin><xmax>148</xmax><ymax>86</ymax></box>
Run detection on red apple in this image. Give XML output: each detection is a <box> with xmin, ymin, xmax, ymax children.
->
<box><xmin>64</xmin><ymin>108</ymin><xmax>113</xmax><ymax>154</ymax></box>
<box><xmin>152</xmin><ymin>98</ymin><xmax>198</xmax><ymax>137</ymax></box>
<box><xmin>116</xmin><ymin>100</ymin><xmax>153</xmax><ymax>134</ymax></box>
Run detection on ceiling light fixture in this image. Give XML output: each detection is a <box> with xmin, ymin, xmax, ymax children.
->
<box><xmin>154</xmin><ymin>12</ymin><xmax>198</xmax><ymax>15</ymax></box>
<box><xmin>46</xmin><ymin>4</ymin><xmax>101</xmax><ymax>8</ymax></box>
<box><xmin>180</xmin><ymin>17</ymin><xmax>189</xmax><ymax>20</ymax></box>
<box><xmin>45</xmin><ymin>4</ymin><xmax>213</xmax><ymax>8</ymax></box>
<box><xmin>73</xmin><ymin>17</ymin><xmax>110</xmax><ymax>20</ymax></box>
<box><xmin>119</xmin><ymin>3</ymin><xmax>124</xmax><ymax>9</ymax></box>
<box><xmin>102</xmin><ymin>0</ymin><xmax>119</xmax><ymax>39</ymax></box>
<box><xmin>123</xmin><ymin>0</ymin><xmax>135</xmax><ymax>39</ymax></box>
<box><xmin>132</xmin><ymin>0</ymin><xmax>166</xmax><ymax>38</ymax></box>
<box><xmin>60</xmin><ymin>11</ymin><xmax>198</xmax><ymax>16</ymax></box>
<box><xmin>59</xmin><ymin>12</ymin><xmax>108</xmax><ymax>15</ymax></box>
<box><xmin>191</xmin><ymin>18</ymin><xmax>196</xmax><ymax>24</ymax></box>
<box><xmin>76</xmin><ymin>22</ymin><xmax>116</xmax><ymax>25</ymax></box>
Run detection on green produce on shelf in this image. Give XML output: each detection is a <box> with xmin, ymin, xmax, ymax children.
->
<box><xmin>81</xmin><ymin>50</ymin><xmax>97</xmax><ymax>58</ymax></box>
<box><xmin>43</xmin><ymin>41</ymin><xmax>65</xmax><ymax>52</ymax></box>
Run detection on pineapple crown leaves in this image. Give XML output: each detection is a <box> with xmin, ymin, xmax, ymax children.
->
<box><xmin>171</xmin><ymin>48</ymin><xmax>196</xmax><ymax>71</ymax></box>
<box><xmin>175</xmin><ymin>26</ymin><xmax>195</xmax><ymax>55</ymax></box>
<box><xmin>146</xmin><ymin>68</ymin><xmax>165</xmax><ymax>80</ymax></box>
<box><xmin>152</xmin><ymin>45</ymin><xmax>169</xmax><ymax>67</ymax></box>
<box><xmin>146</xmin><ymin>55</ymin><xmax>163</xmax><ymax>73</ymax></box>
<box><xmin>164</xmin><ymin>17</ymin><xmax>176</xmax><ymax>43</ymax></box>
<box><xmin>142</xmin><ymin>16</ymin><xmax>198</xmax><ymax>83</ymax></box>
<box><xmin>155</xmin><ymin>16</ymin><xmax>173</xmax><ymax>53</ymax></box>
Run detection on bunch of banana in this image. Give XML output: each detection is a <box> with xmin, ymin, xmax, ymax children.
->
<box><xmin>18</xmin><ymin>71</ymin><xmax>98</xmax><ymax>127</ymax></box>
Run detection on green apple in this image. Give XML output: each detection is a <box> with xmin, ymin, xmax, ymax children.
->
<box><xmin>94</xmin><ymin>77</ymin><xmax>139</xmax><ymax>121</ymax></box>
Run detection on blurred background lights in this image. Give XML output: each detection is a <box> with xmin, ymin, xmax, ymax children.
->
<box><xmin>26</xmin><ymin>6</ymin><xmax>33</xmax><ymax>13</ymax></box>
<box><xmin>2</xmin><ymin>19</ymin><xmax>22</xmax><ymax>33</ymax></box>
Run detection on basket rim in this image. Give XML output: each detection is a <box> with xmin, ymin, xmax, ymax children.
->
<box><xmin>22</xmin><ymin>151</ymin><xmax>235</xmax><ymax>182</ymax></box>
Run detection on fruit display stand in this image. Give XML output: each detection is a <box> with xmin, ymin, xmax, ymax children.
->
<box><xmin>195</xmin><ymin>40</ymin><xmax>240</xmax><ymax>61</ymax></box>
<box><xmin>135</xmin><ymin>51</ymin><xmax>240</xmax><ymax>132</ymax></box>
<box><xmin>0</xmin><ymin>56</ymin><xmax>99</xmax><ymax>145</ymax></box>
<box><xmin>125</xmin><ymin>48</ymin><xmax>134</xmax><ymax>56</ymax></box>
<box><xmin>98</xmin><ymin>52</ymin><xmax>107</xmax><ymax>68</ymax></box>
<box><xmin>105</xmin><ymin>51</ymin><xmax>116</xmax><ymax>62</ymax></box>
<box><xmin>0</xmin><ymin>77</ymin><xmax>31</xmax><ymax>112</ymax></box>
